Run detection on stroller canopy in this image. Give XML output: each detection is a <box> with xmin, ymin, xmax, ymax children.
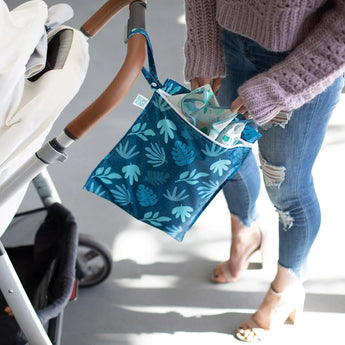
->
<box><xmin>0</xmin><ymin>0</ymin><xmax>89</xmax><ymax>235</ymax></box>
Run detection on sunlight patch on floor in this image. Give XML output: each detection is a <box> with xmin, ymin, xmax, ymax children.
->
<box><xmin>113</xmin><ymin>275</ymin><xmax>181</xmax><ymax>288</ymax></box>
<box><xmin>116</xmin><ymin>305</ymin><xmax>256</xmax><ymax>317</ymax></box>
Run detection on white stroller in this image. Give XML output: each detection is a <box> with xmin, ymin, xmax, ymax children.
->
<box><xmin>0</xmin><ymin>0</ymin><xmax>147</xmax><ymax>344</ymax></box>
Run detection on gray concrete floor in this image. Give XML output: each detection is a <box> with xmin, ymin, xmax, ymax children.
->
<box><xmin>7</xmin><ymin>1</ymin><xmax>345</xmax><ymax>344</ymax></box>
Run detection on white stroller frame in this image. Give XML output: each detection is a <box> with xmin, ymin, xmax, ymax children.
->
<box><xmin>0</xmin><ymin>1</ymin><xmax>147</xmax><ymax>344</ymax></box>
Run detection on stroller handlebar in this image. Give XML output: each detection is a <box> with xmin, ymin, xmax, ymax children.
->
<box><xmin>81</xmin><ymin>0</ymin><xmax>145</xmax><ymax>37</ymax></box>
<box><xmin>65</xmin><ymin>0</ymin><xmax>147</xmax><ymax>140</ymax></box>
<box><xmin>65</xmin><ymin>34</ymin><xmax>146</xmax><ymax>140</ymax></box>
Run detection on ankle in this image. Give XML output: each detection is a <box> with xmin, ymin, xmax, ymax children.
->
<box><xmin>271</xmin><ymin>265</ymin><xmax>301</xmax><ymax>293</ymax></box>
<box><xmin>231</xmin><ymin>215</ymin><xmax>260</xmax><ymax>237</ymax></box>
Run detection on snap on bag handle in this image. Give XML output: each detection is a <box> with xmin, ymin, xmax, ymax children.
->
<box><xmin>65</xmin><ymin>1</ymin><xmax>147</xmax><ymax>139</ymax></box>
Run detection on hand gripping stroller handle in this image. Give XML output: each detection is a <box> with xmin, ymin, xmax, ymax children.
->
<box><xmin>81</xmin><ymin>0</ymin><xmax>145</xmax><ymax>38</ymax></box>
<box><xmin>65</xmin><ymin>2</ymin><xmax>147</xmax><ymax>140</ymax></box>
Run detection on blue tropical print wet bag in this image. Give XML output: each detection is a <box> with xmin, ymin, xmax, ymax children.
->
<box><xmin>83</xmin><ymin>29</ymin><xmax>260</xmax><ymax>241</ymax></box>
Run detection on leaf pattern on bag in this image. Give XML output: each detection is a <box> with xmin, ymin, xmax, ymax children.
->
<box><xmin>176</xmin><ymin>169</ymin><xmax>209</xmax><ymax>185</ymax></box>
<box><xmin>143</xmin><ymin>171</ymin><xmax>170</xmax><ymax>185</ymax></box>
<box><xmin>172</xmin><ymin>141</ymin><xmax>195</xmax><ymax>166</ymax></box>
<box><xmin>157</xmin><ymin>118</ymin><xmax>177</xmax><ymax>143</ymax></box>
<box><xmin>141</xmin><ymin>211</ymin><xmax>171</xmax><ymax>227</ymax></box>
<box><xmin>128</xmin><ymin>122</ymin><xmax>155</xmax><ymax>141</ymax></box>
<box><xmin>116</xmin><ymin>141</ymin><xmax>139</xmax><ymax>159</ymax></box>
<box><xmin>163</xmin><ymin>82</ymin><xmax>183</xmax><ymax>95</ymax></box>
<box><xmin>197</xmin><ymin>180</ymin><xmax>220</xmax><ymax>198</ymax></box>
<box><xmin>180</xmin><ymin>124</ymin><xmax>201</xmax><ymax>142</ymax></box>
<box><xmin>201</xmin><ymin>143</ymin><xmax>226</xmax><ymax>157</ymax></box>
<box><xmin>163</xmin><ymin>187</ymin><xmax>189</xmax><ymax>201</ymax></box>
<box><xmin>94</xmin><ymin>167</ymin><xmax>121</xmax><ymax>184</ymax></box>
<box><xmin>172</xmin><ymin>205</ymin><xmax>194</xmax><ymax>223</ymax></box>
<box><xmin>210</xmin><ymin>160</ymin><xmax>232</xmax><ymax>176</ymax></box>
<box><xmin>136</xmin><ymin>184</ymin><xmax>158</xmax><ymax>206</ymax></box>
<box><xmin>165</xmin><ymin>225</ymin><xmax>185</xmax><ymax>241</ymax></box>
<box><xmin>87</xmin><ymin>182</ymin><xmax>106</xmax><ymax>197</ymax></box>
<box><xmin>122</xmin><ymin>164</ymin><xmax>141</xmax><ymax>185</ymax></box>
<box><xmin>110</xmin><ymin>184</ymin><xmax>131</xmax><ymax>205</ymax></box>
<box><xmin>145</xmin><ymin>143</ymin><xmax>167</xmax><ymax>167</ymax></box>
<box><xmin>153</xmin><ymin>96</ymin><xmax>171</xmax><ymax>112</ymax></box>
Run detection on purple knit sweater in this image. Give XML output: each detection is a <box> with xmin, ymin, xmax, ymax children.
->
<box><xmin>184</xmin><ymin>0</ymin><xmax>345</xmax><ymax>125</ymax></box>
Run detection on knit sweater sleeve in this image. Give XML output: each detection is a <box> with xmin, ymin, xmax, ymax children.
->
<box><xmin>239</xmin><ymin>0</ymin><xmax>345</xmax><ymax>125</ymax></box>
<box><xmin>184</xmin><ymin>0</ymin><xmax>226</xmax><ymax>82</ymax></box>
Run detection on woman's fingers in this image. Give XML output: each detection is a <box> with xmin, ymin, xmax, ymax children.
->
<box><xmin>191</xmin><ymin>77</ymin><xmax>211</xmax><ymax>90</ymax></box>
<box><xmin>211</xmin><ymin>77</ymin><xmax>222</xmax><ymax>95</ymax></box>
<box><xmin>231</xmin><ymin>96</ymin><xmax>252</xmax><ymax>119</ymax></box>
<box><xmin>190</xmin><ymin>77</ymin><xmax>222</xmax><ymax>93</ymax></box>
<box><xmin>231</xmin><ymin>96</ymin><xmax>245</xmax><ymax>113</ymax></box>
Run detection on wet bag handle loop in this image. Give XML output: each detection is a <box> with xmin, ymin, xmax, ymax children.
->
<box><xmin>128</xmin><ymin>28</ymin><xmax>163</xmax><ymax>90</ymax></box>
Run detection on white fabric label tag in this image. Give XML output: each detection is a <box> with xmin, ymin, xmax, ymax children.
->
<box><xmin>133</xmin><ymin>94</ymin><xmax>149</xmax><ymax>109</ymax></box>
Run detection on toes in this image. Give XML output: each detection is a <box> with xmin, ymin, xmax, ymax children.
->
<box><xmin>211</xmin><ymin>264</ymin><xmax>228</xmax><ymax>283</ymax></box>
<box><xmin>236</xmin><ymin>319</ymin><xmax>263</xmax><ymax>342</ymax></box>
<box><xmin>211</xmin><ymin>267</ymin><xmax>224</xmax><ymax>282</ymax></box>
<box><xmin>236</xmin><ymin>325</ymin><xmax>259</xmax><ymax>342</ymax></box>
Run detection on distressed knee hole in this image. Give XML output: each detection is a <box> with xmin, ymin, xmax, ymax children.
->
<box><xmin>259</xmin><ymin>155</ymin><xmax>286</xmax><ymax>187</ymax></box>
<box><xmin>277</xmin><ymin>209</ymin><xmax>294</xmax><ymax>231</ymax></box>
<box><xmin>261</xmin><ymin>110</ymin><xmax>292</xmax><ymax>130</ymax></box>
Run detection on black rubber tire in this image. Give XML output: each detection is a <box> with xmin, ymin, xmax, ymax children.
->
<box><xmin>76</xmin><ymin>233</ymin><xmax>113</xmax><ymax>288</ymax></box>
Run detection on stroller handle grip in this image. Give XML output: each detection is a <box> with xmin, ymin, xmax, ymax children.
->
<box><xmin>81</xmin><ymin>0</ymin><xmax>144</xmax><ymax>37</ymax></box>
<box><xmin>65</xmin><ymin>33</ymin><xmax>146</xmax><ymax>139</ymax></box>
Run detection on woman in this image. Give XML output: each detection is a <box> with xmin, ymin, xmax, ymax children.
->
<box><xmin>184</xmin><ymin>0</ymin><xmax>345</xmax><ymax>341</ymax></box>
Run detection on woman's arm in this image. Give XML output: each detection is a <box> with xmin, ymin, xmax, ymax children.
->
<box><xmin>184</xmin><ymin>0</ymin><xmax>226</xmax><ymax>84</ymax></box>
<box><xmin>239</xmin><ymin>0</ymin><xmax>345</xmax><ymax>125</ymax></box>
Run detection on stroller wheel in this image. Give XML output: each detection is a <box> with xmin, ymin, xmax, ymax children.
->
<box><xmin>76</xmin><ymin>233</ymin><xmax>113</xmax><ymax>288</ymax></box>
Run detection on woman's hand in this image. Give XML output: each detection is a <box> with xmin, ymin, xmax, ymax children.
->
<box><xmin>190</xmin><ymin>77</ymin><xmax>222</xmax><ymax>94</ymax></box>
<box><xmin>231</xmin><ymin>96</ymin><xmax>252</xmax><ymax>120</ymax></box>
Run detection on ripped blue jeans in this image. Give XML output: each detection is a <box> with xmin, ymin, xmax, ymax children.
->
<box><xmin>218</xmin><ymin>30</ymin><xmax>345</xmax><ymax>280</ymax></box>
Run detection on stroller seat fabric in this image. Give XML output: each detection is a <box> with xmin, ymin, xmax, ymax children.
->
<box><xmin>0</xmin><ymin>203</ymin><xmax>78</xmax><ymax>345</ymax></box>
